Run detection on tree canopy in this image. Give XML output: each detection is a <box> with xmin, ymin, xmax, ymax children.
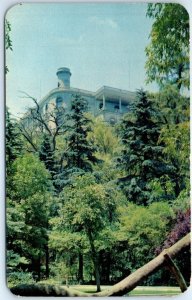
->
<box><xmin>145</xmin><ymin>3</ymin><xmax>189</xmax><ymax>90</ymax></box>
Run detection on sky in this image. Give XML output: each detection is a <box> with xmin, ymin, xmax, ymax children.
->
<box><xmin>6</xmin><ymin>2</ymin><xmax>155</xmax><ymax>117</ymax></box>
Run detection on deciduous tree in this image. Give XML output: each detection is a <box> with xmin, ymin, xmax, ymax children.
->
<box><xmin>145</xmin><ymin>3</ymin><xmax>189</xmax><ymax>90</ymax></box>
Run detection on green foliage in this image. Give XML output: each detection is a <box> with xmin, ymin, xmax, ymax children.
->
<box><xmin>5</xmin><ymin>20</ymin><xmax>12</xmax><ymax>50</ymax></box>
<box><xmin>49</xmin><ymin>230</ymin><xmax>87</xmax><ymax>253</ymax></box>
<box><xmin>7</xmin><ymin>245</ymin><xmax>35</xmax><ymax>288</ymax></box>
<box><xmin>52</xmin><ymin>95</ymin><xmax>99</xmax><ymax>192</ymax></box>
<box><xmin>7</xmin><ymin>271</ymin><xmax>35</xmax><ymax>288</ymax></box>
<box><xmin>148</xmin><ymin>85</ymin><xmax>189</xmax><ymax>198</ymax></box>
<box><xmin>39</xmin><ymin>134</ymin><xmax>60</xmax><ymax>193</ymax></box>
<box><xmin>148</xmin><ymin>175</ymin><xmax>176</xmax><ymax>203</ymax></box>
<box><xmin>49</xmin><ymin>174</ymin><xmax>124</xmax><ymax>289</ymax></box>
<box><xmin>12</xmin><ymin>154</ymin><xmax>52</xmax><ymax>200</ymax></box>
<box><xmin>88</xmin><ymin>116</ymin><xmax>120</xmax><ymax>157</ymax></box>
<box><xmin>145</xmin><ymin>3</ymin><xmax>189</xmax><ymax>89</ymax></box>
<box><xmin>172</xmin><ymin>181</ymin><xmax>190</xmax><ymax>212</ymax></box>
<box><xmin>6</xmin><ymin>108</ymin><xmax>23</xmax><ymax>175</ymax></box>
<box><xmin>39</xmin><ymin>135</ymin><xmax>55</xmax><ymax>174</ymax></box>
<box><xmin>150</xmin><ymin>85</ymin><xmax>189</xmax><ymax>125</ymax></box>
<box><xmin>160</xmin><ymin>121</ymin><xmax>189</xmax><ymax>169</ymax></box>
<box><xmin>49</xmin><ymin>260</ymin><xmax>78</xmax><ymax>284</ymax></box>
<box><xmin>159</xmin><ymin>121</ymin><xmax>189</xmax><ymax>195</ymax></box>
<box><xmin>5</xmin><ymin>19</ymin><xmax>12</xmax><ymax>74</ymax></box>
<box><xmin>7</xmin><ymin>153</ymin><xmax>53</xmax><ymax>282</ymax></box>
<box><xmin>7</xmin><ymin>250</ymin><xmax>29</xmax><ymax>269</ymax></box>
<box><xmin>64</xmin><ymin>95</ymin><xmax>98</xmax><ymax>178</ymax></box>
<box><xmin>7</xmin><ymin>198</ymin><xmax>26</xmax><ymax>247</ymax></box>
<box><xmin>7</xmin><ymin>250</ymin><xmax>34</xmax><ymax>288</ymax></box>
<box><xmin>60</xmin><ymin>174</ymin><xmax>110</xmax><ymax>234</ymax></box>
<box><xmin>118</xmin><ymin>202</ymin><xmax>174</xmax><ymax>269</ymax></box>
<box><xmin>117</xmin><ymin>89</ymin><xmax>171</xmax><ymax>204</ymax></box>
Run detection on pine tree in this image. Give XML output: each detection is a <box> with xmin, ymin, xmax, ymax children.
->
<box><xmin>6</xmin><ymin>108</ymin><xmax>23</xmax><ymax>198</ymax></box>
<box><xmin>39</xmin><ymin>135</ymin><xmax>56</xmax><ymax>179</ymax></box>
<box><xmin>118</xmin><ymin>89</ymin><xmax>172</xmax><ymax>205</ymax></box>
<box><xmin>6</xmin><ymin>108</ymin><xmax>22</xmax><ymax>170</ymax></box>
<box><xmin>64</xmin><ymin>94</ymin><xmax>98</xmax><ymax>182</ymax></box>
<box><xmin>39</xmin><ymin>134</ymin><xmax>64</xmax><ymax>196</ymax></box>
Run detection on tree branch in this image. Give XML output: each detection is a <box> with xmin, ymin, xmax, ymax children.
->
<box><xmin>164</xmin><ymin>252</ymin><xmax>187</xmax><ymax>292</ymax></box>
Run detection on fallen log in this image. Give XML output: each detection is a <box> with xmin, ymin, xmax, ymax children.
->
<box><xmin>11</xmin><ymin>233</ymin><xmax>190</xmax><ymax>297</ymax></box>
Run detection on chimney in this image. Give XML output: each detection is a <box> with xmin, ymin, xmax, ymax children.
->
<box><xmin>56</xmin><ymin>67</ymin><xmax>71</xmax><ymax>89</ymax></box>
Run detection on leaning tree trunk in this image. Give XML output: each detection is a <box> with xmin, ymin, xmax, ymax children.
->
<box><xmin>11</xmin><ymin>233</ymin><xmax>190</xmax><ymax>297</ymax></box>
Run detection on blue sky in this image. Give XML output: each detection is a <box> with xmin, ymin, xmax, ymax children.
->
<box><xmin>6</xmin><ymin>2</ymin><xmax>155</xmax><ymax>117</ymax></box>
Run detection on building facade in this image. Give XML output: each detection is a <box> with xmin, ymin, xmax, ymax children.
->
<box><xmin>39</xmin><ymin>67</ymin><xmax>136</xmax><ymax>124</ymax></box>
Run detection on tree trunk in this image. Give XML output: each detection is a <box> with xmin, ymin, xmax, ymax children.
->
<box><xmin>87</xmin><ymin>230</ymin><xmax>101</xmax><ymax>292</ymax></box>
<box><xmin>45</xmin><ymin>244</ymin><xmax>49</xmax><ymax>279</ymax></box>
<box><xmin>100</xmin><ymin>251</ymin><xmax>111</xmax><ymax>284</ymax></box>
<box><xmin>175</xmin><ymin>178</ymin><xmax>181</xmax><ymax>197</ymax></box>
<box><xmin>106</xmin><ymin>252</ymin><xmax>111</xmax><ymax>283</ymax></box>
<box><xmin>78</xmin><ymin>252</ymin><xmax>84</xmax><ymax>284</ymax></box>
<box><xmin>176</xmin><ymin>63</ymin><xmax>184</xmax><ymax>90</ymax></box>
<box><xmin>11</xmin><ymin>233</ymin><xmax>190</xmax><ymax>297</ymax></box>
<box><xmin>94</xmin><ymin>257</ymin><xmax>101</xmax><ymax>292</ymax></box>
<box><xmin>37</xmin><ymin>255</ymin><xmax>41</xmax><ymax>282</ymax></box>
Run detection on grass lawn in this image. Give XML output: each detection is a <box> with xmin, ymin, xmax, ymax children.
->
<box><xmin>129</xmin><ymin>286</ymin><xmax>181</xmax><ymax>296</ymax></box>
<box><xmin>69</xmin><ymin>285</ymin><xmax>181</xmax><ymax>296</ymax></box>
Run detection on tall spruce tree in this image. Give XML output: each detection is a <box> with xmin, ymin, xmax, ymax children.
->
<box><xmin>6</xmin><ymin>108</ymin><xmax>23</xmax><ymax>197</ymax></box>
<box><xmin>64</xmin><ymin>94</ymin><xmax>98</xmax><ymax>181</ymax></box>
<box><xmin>6</xmin><ymin>108</ymin><xmax>22</xmax><ymax>169</ymax></box>
<box><xmin>118</xmin><ymin>89</ymin><xmax>172</xmax><ymax>205</ymax></box>
<box><xmin>39</xmin><ymin>135</ymin><xmax>56</xmax><ymax>179</ymax></box>
<box><xmin>39</xmin><ymin>134</ymin><xmax>62</xmax><ymax>195</ymax></box>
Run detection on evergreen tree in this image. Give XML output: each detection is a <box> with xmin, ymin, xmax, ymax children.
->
<box><xmin>63</xmin><ymin>94</ymin><xmax>98</xmax><ymax>182</ymax></box>
<box><xmin>39</xmin><ymin>134</ymin><xmax>56</xmax><ymax>180</ymax></box>
<box><xmin>6</xmin><ymin>108</ymin><xmax>22</xmax><ymax>170</ymax></box>
<box><xmin>6</xmin><ymin>108</ymin><xmax>23</xmax><ymax>198</ymax></box>
<box><xmin>117</xmin><ymin>89</ymin><xmax>172</xmax><ymax>205</ymax></box>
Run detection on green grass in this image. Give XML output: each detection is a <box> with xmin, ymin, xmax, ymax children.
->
<box><xmin>129</xmin><ymin>290</ymin><xmax>181</xmax><ymax>296</ymax></box>
<box><xmin>70</xmin><ymin>285</ymin><xmax>181</xmax><ymax>296</ymax></box>
<box><xmin>39</xmin><ymin>281</ymin><xmax>181</xmax><ymax>296</ymax></box>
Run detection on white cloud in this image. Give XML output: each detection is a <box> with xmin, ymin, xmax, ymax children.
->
<box><xmin>89</xmin><ymin>16</ymin><xmax>118</xmax><ymax>29</ymax></box>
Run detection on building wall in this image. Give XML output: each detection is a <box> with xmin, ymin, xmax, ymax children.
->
<box><xmin>40</xmin><ymin>89</ymin><xmax>133</xmax><ymax>123</ymax></box>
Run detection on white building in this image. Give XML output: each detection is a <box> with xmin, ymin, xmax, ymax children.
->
<box><xmin>39</xmin><ymin>67</ymin><xmax>136</xmax><ymax>124</ymax></box>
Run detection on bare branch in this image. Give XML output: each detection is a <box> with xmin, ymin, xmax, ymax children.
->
<box><xmin>18</xmin><ymin>122</ymin><xmax>38</xmax><ymax>152</ymax></box>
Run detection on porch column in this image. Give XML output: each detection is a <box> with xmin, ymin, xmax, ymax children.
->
<box><xmin>103</xmin><ymin>94</ymin><xmax>106</xmax><ymax>110</ymax></box>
